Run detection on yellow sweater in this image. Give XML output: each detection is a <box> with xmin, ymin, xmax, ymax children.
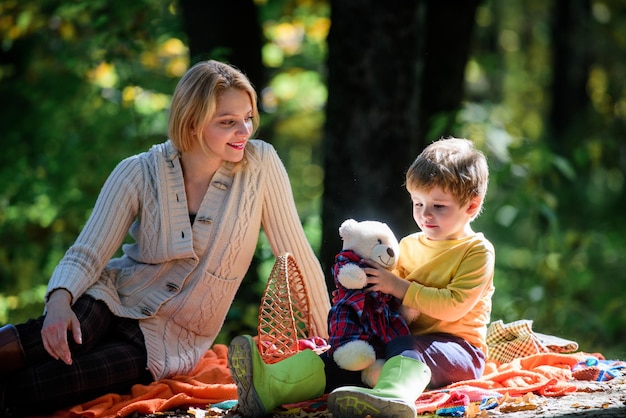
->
<box><xmin>396</xmin><ymin>232</ymin><xmax>495</xmax><ymax>354</ymax></box>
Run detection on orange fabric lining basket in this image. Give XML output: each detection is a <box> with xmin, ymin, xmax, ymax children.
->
<box><xmin>257</xmin><ymin>252</ymin><xmax>313</xmax><ymax>364</ymax></box>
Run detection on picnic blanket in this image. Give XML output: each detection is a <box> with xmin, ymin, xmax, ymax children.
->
<box><xmin>47</xmin><ymin>344</ymin><xmax>237</xmax><ymax>418</ymax></box>
<box><xmin>45</xmin><ymin>343</ymin><xmax>623</xmax><ymax>417</ymax></box>
<box><xmin>282</xmin><ymin>351</ymin><xmax>625</xmax><ymax>416</ymax></box>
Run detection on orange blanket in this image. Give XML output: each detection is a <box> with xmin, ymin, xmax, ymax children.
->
<box><xmin>47</xmin><ymin>347</ymin><xmax>599</xmax><ymax>418</ymax></box>
<box><xmin>445</xmin><ymin>351</ymin><xmax>591</xmax><ymax>397</ymax></box>
<box><xmin>409</xmin><ymin>351</ymin><xmax>602</xmax><ymax>414</ymax></box>
<box><xmin>49</xmin><ymin>344</ymin><xmax>237</xmax><ymax>418</ymax></box>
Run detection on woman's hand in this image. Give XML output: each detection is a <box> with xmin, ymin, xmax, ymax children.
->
<box><xmin>41</xmin><ymin>289</ymin><xmax>82</xmax><ymax>365</ymax></box>
<box><xmin>362</xmin><ymin>260</ymin><xmax>410</xmax><ymax>300</ymax></box>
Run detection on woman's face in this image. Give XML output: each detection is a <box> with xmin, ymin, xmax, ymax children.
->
<box><xmin>197</xmin><ymin>88</ymin><xmax>254</xmax><ymax>163</ymax></box>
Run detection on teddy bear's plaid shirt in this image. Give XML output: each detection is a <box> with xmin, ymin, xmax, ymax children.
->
<box><xmin>327</xmin><ymin>250</ymin><xmax>411</xmax><ymax>357</ymax></box>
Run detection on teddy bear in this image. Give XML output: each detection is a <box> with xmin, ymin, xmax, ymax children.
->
<box><xmin>327</xmin><ymin>218</ymin><xmax>411</xmax><ymax>384</ymax></box>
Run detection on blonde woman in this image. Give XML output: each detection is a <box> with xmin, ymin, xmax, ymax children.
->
<box><xmin>0</xmin><ymin>60</ymin><xmax>330</xmax><ymax>416</ymax></box>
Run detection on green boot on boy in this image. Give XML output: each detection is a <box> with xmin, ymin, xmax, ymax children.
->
<box><xmin>228</xmin><ymin>335</ymin><xmax>326</xmax><ymax>417</ymax></box>
<box><xmin>327</xmin><ymin>354</ymin><xmax>431</xmax><ymax>418</ymax></box>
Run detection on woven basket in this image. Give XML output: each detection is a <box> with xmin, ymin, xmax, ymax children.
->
<box><xmin>257</xmin><ymin>252</ymin><xmax>312</xmax><ymax>364</ymax></box>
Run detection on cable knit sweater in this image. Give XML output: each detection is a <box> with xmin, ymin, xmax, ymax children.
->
<box><xmin>46</xmin><ymin>139</ymin><xmax>331</xmax><ymax>380</ymax></box>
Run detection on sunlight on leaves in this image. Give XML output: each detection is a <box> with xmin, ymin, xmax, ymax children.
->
<box><xmin>264</xmin><ymin>22</ymin><xmax>304</xmax><ymax>56</ymax></box>
<box><xmin>87</xmin><ymin>62</ymin><xmax>118</xmax><ymax>88</ymax></box>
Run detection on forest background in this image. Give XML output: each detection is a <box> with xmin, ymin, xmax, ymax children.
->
<box><xmin>1</xmin><ymin>0</ymin><xmax>625</xmax><ymax>360</ymax></box>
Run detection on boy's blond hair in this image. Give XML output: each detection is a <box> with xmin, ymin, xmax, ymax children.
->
<box><xmin>406</xmin><ymin>137</ymin><xmax>489</xmax><ymax>209</ymax></box>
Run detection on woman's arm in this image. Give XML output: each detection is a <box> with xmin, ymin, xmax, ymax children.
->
<box><xmin>259</xmin><ymin>145</ymin><xmax>331</xmax><ymax>338</ymax></box>
<box><xmin>46</xmin><ymin>156</ymin><xmax>142</xmax><ymax>302</ymax></box>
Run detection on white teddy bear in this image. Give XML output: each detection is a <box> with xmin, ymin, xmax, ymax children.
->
<box><xmin>327</xmin><ymin>219</ymin><xmax>411</xmax><ymax>385</ymax></box>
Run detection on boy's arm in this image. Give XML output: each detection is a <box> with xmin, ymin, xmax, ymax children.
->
<box><xmin>402</xmin><ymin>246</ymin><xmax>495</xmax><ymax>321</ymax></box>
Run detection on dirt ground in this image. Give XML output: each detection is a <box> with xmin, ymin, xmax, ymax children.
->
<box><xmin>481</xmin><ymin>378</ymin><xmax>626</xmax><ymax>418</ymax></box>
<box><xmin>133</xmin><ymin>375</ymin><xmax>626</xmax><ymax>418</ymax></box>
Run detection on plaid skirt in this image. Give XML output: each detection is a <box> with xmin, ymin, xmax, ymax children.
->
<box><xmin>6</xmin><ymin>295</ymin><xmax>153</xmax><ymax>415</ymax></box>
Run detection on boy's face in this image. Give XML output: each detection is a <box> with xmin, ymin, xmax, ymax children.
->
<box><xmin>409</xmin><ymin>186</ymin><xmax>481</xmax><ymax>241</ymax></box>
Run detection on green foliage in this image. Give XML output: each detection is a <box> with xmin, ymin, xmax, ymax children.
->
<box><xmin>1</xmin><ymin>0</ymin><xmax>625</xmax><ymax>362</ymax></box>
<box><xmin>461</xmin><ymin>0</ymin><xmax>626</xmax><ymax>359</ymax></box>
<box><xmin>477</xmin><ymin>139</ymin><xmax>626</xmax><ymax>359</ymax></box>
<box><xmin>0</xmin><ymin>0</ymin><xmax>186</xmax><ymax>322</ymax></box>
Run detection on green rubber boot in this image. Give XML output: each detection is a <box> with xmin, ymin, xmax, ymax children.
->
<box><xmin>228</xmin><ymin>335</ymin><xmax>326</xmax><ymax>417</ymax></box>
<box><xmin>327</xmin><ymin>355</ymin><xmax>431</xmax><ymax>418</ymax></box>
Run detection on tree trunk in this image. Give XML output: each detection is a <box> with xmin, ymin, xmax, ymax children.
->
<box><xmin>178</xmin><ymin>0</ymin><xmax>265</xmax><ymax>92</ymax></box>
<box><xmin>419</xmin><ymin>0</ymin><xmax>481</xmax><ymax>142</ymax></box>
<box><xmin>177</xmin><ymin>0</ymin><xmax>264</xmax><ymax>304</ymax></box>
<box><xmin>548</xmin><ymin>0</ymin><xmax>592</xmax><ymax>158</ymax></box>
<box><xmin>320</xmin><ymin>0</ymin><xmax>479</xmax><ymax>280</ymax></box>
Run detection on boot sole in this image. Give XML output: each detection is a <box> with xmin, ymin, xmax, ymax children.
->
<box><xmin>327</xmin><ymin>390</ymin><xmax>416</xmax><ymax>418</ymax></box>
<box><xmin>228</xmin><ymin>336</ymin><xmax>267</xmax><ymax>417</ymax></box>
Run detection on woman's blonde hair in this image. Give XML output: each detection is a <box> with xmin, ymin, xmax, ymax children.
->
<box><xmin>406</xmin><ymin>137</ymin><xmax>489</xmax><ymax>208</ymax></box>
<box><xmin>167</xmin><ymin>60</ymin><xmax>260</xmax><ymax>156</ymax></box>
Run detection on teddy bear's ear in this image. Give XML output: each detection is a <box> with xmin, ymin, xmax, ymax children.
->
<box><xmin>339</xmin><ymin>218</ymin><xmax>357</xmax><ymax>239</ymax></box>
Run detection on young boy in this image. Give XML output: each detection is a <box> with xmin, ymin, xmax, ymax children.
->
<box><xmin>228</xmin><ymin>137</ymin><xmax>495</xmax><ymax>418</ymax></box>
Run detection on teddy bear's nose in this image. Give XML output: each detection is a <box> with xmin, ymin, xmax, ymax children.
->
<box><xmin>387</xmin><ymin>248</ymin><xmax>395</xmax><ymax>258</ymax></box>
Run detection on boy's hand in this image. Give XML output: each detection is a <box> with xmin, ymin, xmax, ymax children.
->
<box><xmin>362</xmin><ymin>260</ymin><xmax>410</xmax><ymax>300</ymax></box>
<box><xmin>41</xmin><ymin>289</ymin><xmax>82</xmax><ymax>365</ymax></box>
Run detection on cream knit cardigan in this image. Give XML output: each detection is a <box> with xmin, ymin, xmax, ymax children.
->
<box><xmin>46</xmin><ymin>139</ymin><xmax>331</xmax><ymax>380</ymax></box>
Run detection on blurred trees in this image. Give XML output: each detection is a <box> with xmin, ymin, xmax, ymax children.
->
<box><xmin>0</xmin><ymin>0</ymin><xmax>625</xmax><ymax>359</ymax></box>
<box><xmin>0</xmin><ymin>0</ymin><xmax>186</xmax><ymax>320</ymax></box>
<box><xmin>465</xmin><ymin>0</ymin><xmax>626</xmax><ymax>358</ymax></box>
